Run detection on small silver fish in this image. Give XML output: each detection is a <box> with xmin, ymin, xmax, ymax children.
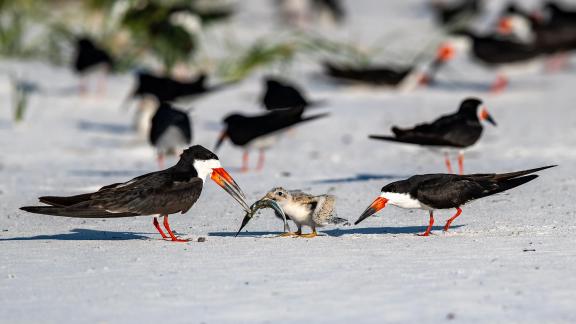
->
<box><xmin>235</xmin><ymin>198</ymin><xmax>289</xmax><ymax>236</ymax></box>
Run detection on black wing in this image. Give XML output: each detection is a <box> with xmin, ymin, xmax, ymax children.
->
<box><xmin>21</xmin><ymin>172</ymin><xmax>203</xmax><ymax>218</ymax></box>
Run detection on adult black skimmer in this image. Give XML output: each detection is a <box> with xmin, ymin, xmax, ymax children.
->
<box><xmin>445</xmin><ymin>31</ymin><xmax>542</xmax><ymax>92</ymax></box>
<box><xmin>20</xmin><ymin>145</ymin><xmax>249</xmax><ymax>242</ymax></box>
<box><xmin>261</xmin><ymin>77</ymin><xmax>319</xmax><ymax>110</ymax></box>
<box><xmin>355</xmin><ymin>165</ymin><xmax>556</xmax><ymax>236</ymax></box>
<box><xmin>369</xmin><ymin>98</ymin><xmax>496</xmax><ymax>174</ymax></box>
<box><xmin>73</xmin><ymin>37</ymin><xmax>114</xmax><ymax>94</ymax></box>
<box><xmin>149</xmin><ymin>103</ymin><xmax>192</xmax><ymax>168</ymax></box>
<box><xmin>131</xmin><ymin>72</ymin><xmax>225</xmax><ymax>103</ymax></box>
<box><xmin>499</xmin><ymin>5</ymin><xmax>576</xmax><ymax>71</ymax></box>
<box><xmin>322</xmin><ymin>44</ymin><xmax>455</xmax><ymax>88</ymax></box>
<box><xmin>215</xmin><ymin>107</ymin><xmax>328</xmax><ymax>172</ymax></box>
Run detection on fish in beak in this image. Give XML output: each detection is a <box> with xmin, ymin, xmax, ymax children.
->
<box><xmin>479</xmin><ymin>107</ymin><xmax>497</xmax><ymax>126</ymax></box>
<box><xmin>235</xmin><ymin>198</ymin><xmax>287</xmax><ymax>236</ymax></box>
<box><xmin>211</xmin><ymin>167</ymin><xmax>250</xmax><ymax>212</ymax></box>
<box><xmin>354</xmin><ymin>197</ymin><xmax>388</xmax><ymax>225</ymax></box>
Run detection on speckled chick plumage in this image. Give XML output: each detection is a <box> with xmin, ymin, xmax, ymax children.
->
<box><xmin>263</xmin><ymin>187</ymin><xmax>347</xmax><ymax>233</ymax></box>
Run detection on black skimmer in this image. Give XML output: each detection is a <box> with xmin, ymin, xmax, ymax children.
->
<box><xmin>445</xmin><ymin>31</ymin><xmax>542</xmax><ymax>92</ymax></box>
<box><xmin>261</xmin><ymin>77</ymin><xmax>319</xmax><ymax>110</ymax></box>
<box><xmin>499</xmin><ymin>5</ymin><xmax>576</xmax><ymax>71</ymax></box>
<box><xmin>253</xmin><ymin>187</ymin><xmax>346</xmax><ymax>238</ymax></box>
<box><xmin>20</xmin><ymin>145</ymin><xmax>250</xmax><ymax>242</ymax></box>
<box><xmin>131</xmin><ymin>72</ymin><xmax>223</xmax><ymax>103</ymax></box>
<box><xmin>149</xmin><ymin>103</ymin><xmax>192</xmax><ymax>168</ymax></box>
<box><xmin>322</xmin><ymin>44</ymin><xmax>454</xmax><ymax>88</ymax></box>
<box><xmin>369</xmin><ymin>98</ymin><xmax>496</xmax><ymax>174</ymax></box>
<box><xmin>355</xmin><ymin>165</ymin><xmax>556</xmax><ymax>236</ymax></box>
<box><xmin>215</xmin><ymin>106</ymin><xmax>328</xmax><ymax>172</ymax></box>
<box><xmin>73</xmin><ymin>37</ymin><xmax>114</xmax><ymax>94</ymax></box>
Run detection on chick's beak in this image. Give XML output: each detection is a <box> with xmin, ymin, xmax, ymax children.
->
<box><xmin>480</xmin><ymin>107</ymin><xmax>497</xmax><ymax>126</ymax></box>
<box><xmin>211</xmin><ymin>168</ymin><xmax>250</xmax><ymax>212</ymax></box>
<box><xmin>354</xmin><ymin>197</ymin><xmax>388</xmax><ymax>225</ymax></box>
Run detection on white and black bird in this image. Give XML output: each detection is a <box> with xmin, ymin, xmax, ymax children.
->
<box><xmin>149</xmin><ymin>102</ymin><xmax>192</xmax><ymax>168</ymax></box>
<box><xmin>369</xmin><ymin>98</ymin><xmax>496</xmax><ymax>174</ymax></box>
<box><xmin>355</xmin><ymin>165</ymin><xmax>555</xmax><ymax>236</ymax></box>
<box><xmin>215</xmin><ymin>106</ymin><xmax>328</xmax><ymax>172</ymax></box>
<box><xmin>20</xmin><ymin>146</ymin><xmax>250</xmax><ymax>242</ymax></box>
<box><xmin>260</xmin><ymin>187</ymin><xmax>347</xmax><ymax>238</ymax></box>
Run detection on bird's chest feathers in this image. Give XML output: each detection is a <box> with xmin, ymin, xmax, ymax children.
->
<box><xmin>385</xmin><ymin>193</ymin><xmax>428</xmax><ymax>210</ymax></box>
<box><xmin>281</xmin><ymin>202</ymin><xmax>311</xmax><ymax>223</ymax></box>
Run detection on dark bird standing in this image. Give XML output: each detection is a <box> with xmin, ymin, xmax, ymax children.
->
<box><xmin>369</xmin><ymin>98</ymin><xmax>496</xmax><ymax>174</ymax></box>
<box><xmin>261</xmin><ymin>77</ymin><xmax>320</xmax><ymax>110</ymax></box>
<box><xmin>355</xmin><ymin>165</ymin><xmax>556</xmax><ymax>236</ymax></box>
<box><xmin>20</xmin><ymin>146</ymin><xmax>250</xmax><ymax>242</ymax></box>
<box><xmin>149</xmin><ymin>103</ymin><xmax>192</xmax><ymax>168</ymax></box>
<box><xmin>74</xmin><ymin>37</ymin><xmax>114</xmax><ymax>94</ymax></box>
<box><xmin>131</xmin><ymin>72</ymin><xmax>222</xmax><ymax>103</ymax></box>
<box><xmin>215</xmin><ymin>107</ymin><xmax>328</xmax><ymax>172</ymax></box>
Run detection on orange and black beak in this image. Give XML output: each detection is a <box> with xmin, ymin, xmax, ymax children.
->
<box><xmin>211</xmin><ymin>167</ymin><xmax>250</xmax><ymax>212</ymax></box>
<box><xmin>498</xmin><ymin>18</ymin><xmax>513</xmax><ymax>35</ymax></box>
<box><xmin>480</xmin><ymin>107</ymin><xmax>497</xmax><ymax>126</ymax></box>
<box><xmin>354</xmin><ymin>197</ymin><xmax>388</xmax><ymax>225</ymax></box>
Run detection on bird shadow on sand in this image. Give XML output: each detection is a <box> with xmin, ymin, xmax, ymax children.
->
<box><xmin>0</xmin><ymin>228</ymin><xmax>150</xmax><ymax>241</ymax></box>
<box><xmin>210</xmin><ymin>225</ymin><xmax>464</xmax><ymax>238</ymax></box>
<box><xmin>77</xmin><ymin>120</ymin><xmax>133</xmax><ymax>135</ymax></box>
<box><xmin>312</xmin><ymin>173</ymin><xmax>408</xmax><ymax>184</ymax></box>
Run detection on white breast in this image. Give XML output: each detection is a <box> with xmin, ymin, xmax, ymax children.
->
<box><xmin>280</xmin><ymin>201</ymin><xmax>312</xmax><ymax>225</ymax></box>
<box><xmin>382</xmin><ymin>192</ymin><xmax>431</xmax><ymax>210</ymax></box>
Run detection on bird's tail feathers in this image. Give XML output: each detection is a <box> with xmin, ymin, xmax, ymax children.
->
<box><xmin>20</xmin><ymin>206</ymin><xmax>138</xmax><ymax>218</ymax></box>
<box><xmin>494</xmin><ymin>165</ymin><xmax>557</xmax><ymax>181</ymax></box>
<box><xmin>484</xmin><ymin>175</ymin><xmax>539</xmax><ymax>197</ymax></box>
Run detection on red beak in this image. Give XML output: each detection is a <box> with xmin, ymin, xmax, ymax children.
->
<box><xmin>211</xmin><ymin>167</ymin><xmax>250</xmax><ymax>212</ymax></box>
<box><xmin>480</xmin><ymin>107</ymin><xmax>497</xmax><ymax>126</ymax></box>
<box><xmin>355</xmin><ymin>197</ymin><xmax>388</xmax><ymax>225</ymax></box>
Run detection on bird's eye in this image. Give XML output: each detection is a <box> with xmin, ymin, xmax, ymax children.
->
<box><xmin>277</xmin><ymin>192</ymin><xmax>283</xmax><ymax>196</ymax></box>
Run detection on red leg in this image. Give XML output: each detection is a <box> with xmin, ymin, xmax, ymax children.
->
<box><xmin>457</xmin><ymin>152</ymin><xmax>464</xmax><ymax>175</ymax></box>
<box><xmin>153</xmin><ymin>217</ymin><xmax>168</xmax><ymax>239</ymax></box>
<box><xmin>417</xmin><ymin>211</ymin><xmax>434</xmax><ymax>236</ymax></box>
<box><xmin>490</xmin><ymin>74</ymin><xmax>508</xmax><ymax>93</ymax></box>
<box><xmin>157</xmin><ymin>153</ymin><xmax>164</xmax><ymax>169</ymax></box>
<box><xmin>444</xmin><ymin>207</ymin><xmax>462</xmax><ymax>232</ymax></box>
<box><xmin>163</xmin><ymin>215</ymin><xmax>189</xmax><ymax>242</ymax></box>
<box><xmin>444</xmin><ymin>152</ymin><xmax>453</xmax><ymax>174</ymax></box>
<box><xmin>241</xmin><ymin>151</ymin><xmax>249</xmax><ymax>173</ymax></box>
<box><xmin>256</xmin><ymin>149</ymin><xmax>265</xmax><ymax>171</ymax></box>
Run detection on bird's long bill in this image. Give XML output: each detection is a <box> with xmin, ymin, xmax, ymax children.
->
<box><xmin>211</xmin><ymin>168</ymin><xmax>250</xmax><ymax>212</ymax></box>
<box><xmin>214</xmin><ymin>131</ymin><xmax>227</xmax><ymax>152</ymax></box>
<box><xmin>354</xmin><ymin>197</ymin><xmax>388</xmax><ymax>225</ymax></box>
<box><xmin>236</xmin><ymin>214</ymin><xmax>252</xmax><ymax>237</ymax></box>
<box><xmin>480</xmin><ymin>107</ymin><xmax>497</xmax><ymax>126</ymax></box>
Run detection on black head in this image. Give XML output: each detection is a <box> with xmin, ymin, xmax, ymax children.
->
<box><xmin>77</xmin><ymin>37</ymin><xmax>95</xmax><ymax>50</ymax></box>
<box><xmin>180</xmin><ymin>145</ymin><xmax>219</xmax><ymax>163</ymax></box>
<box><xmin>457</xmin><ymin>97</ymin><xmax>483</xmax><ymax>116</ymax></box>
<box><xmin>265</xmin><ymin>78</ymin><xmax>284</xmax><ymax>89</ymax></box>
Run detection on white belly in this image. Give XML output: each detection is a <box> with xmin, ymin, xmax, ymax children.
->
<box><xmin>156</xmin><ymin>126</ymin><xmax>188</xmax><ymax>155</ymax></box>
<box><xmin>281</xmin><ymin>202</ymin><xmax>312</xmax><ymax>226</ymax></box>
